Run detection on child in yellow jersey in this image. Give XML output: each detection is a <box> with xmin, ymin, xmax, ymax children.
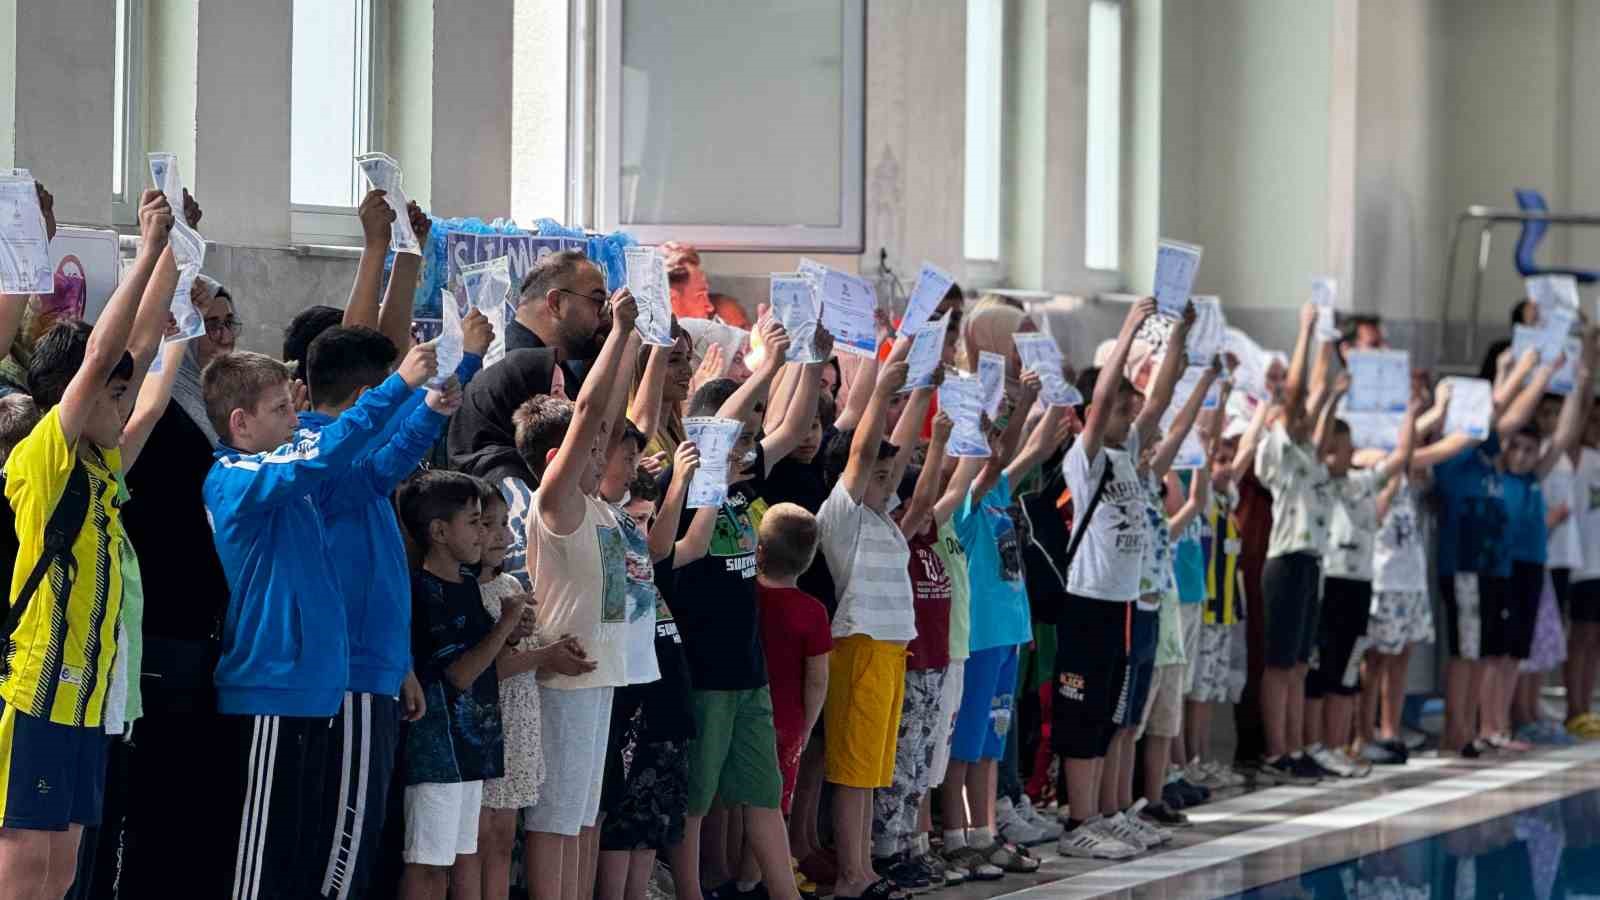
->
<box><xmin>0</xmin><ymin>189</ymin><xmax>173</xmax><ymax>898</ymax></box>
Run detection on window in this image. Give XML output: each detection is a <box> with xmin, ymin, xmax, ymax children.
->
<box><xmin>111</xmin><ymin>0</ymin><xmax>145</xmax><ymax>225</ymax></box>
<box><xmin>1084</xmin><ymin>0</ymin><xmax>1121</xmax><ymax>271</ymax></box>
<box><xmin>594</xmin><ymin>0</ymin><xmax>864</xmax><ymax>250</ymax></box>
<box><xmin>290</xmin><ymin>0</ymin><xmax>379</xmax><ymax>243</ymax></box>
<box><xmin>963</xmin><ymin>0</ymin><xmax>1002</xmax><ymax>262</ymax></box>
<box><xmin>511</xmin><ymin>0</ymin><xmax>571</xmax><ymax>226</ymax></box>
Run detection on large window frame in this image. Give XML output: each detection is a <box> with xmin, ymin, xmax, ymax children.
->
<box><xmin>111</xmin><ymin>0</ymin><xmax>146</xmax><ymax>227</ymax></box>
<box><xmin>289</xmin><ymin>0</ymin><xmax>386</xmax><ymax>246</ymax></box>
<box><xmin>1084</xmin><ymin>0</ymin><xmax>1122</xmax><ymax>273</ymax></box>
<box><xmin>591</xmin><ymin>0</ymin><xmax>865</xmax><ymax>252</ymax></box>
<box><xmin>964</xmin><ymin>0</ymin><xmax>1002</xmax><ymax>264</ymax></box>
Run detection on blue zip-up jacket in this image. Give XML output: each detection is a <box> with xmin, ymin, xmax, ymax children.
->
<box><xmin>301</xmin><ymin>354</ymin><xmax>482</xmax><ymax>698</ymax></box>
<box><xmin>205</xmin><ymin>372</ymin><xmax>414</xmax><ymax>717</ymax></box>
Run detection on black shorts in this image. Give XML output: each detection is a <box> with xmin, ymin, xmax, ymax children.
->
<box><xmin>1052</xmin><ymin>596</ymin><xmax>1132</xmax><ymax>760</ymax></box>
<box><xmin>1440</xmin><ymin>572</ymin><xmax>1510</xmax><ymax>660</ymax></box>
<box><xmin>1505</xmin><ymin>561</ymin><xmax>1545</xmax><ymax>661</ymax></box>
<box><xmin>1552</xmin><ymin>567</ymin><xmax>1572</xmax><ymax>618</ymax></box>
<box><xmin>1307</xmin><ymin>577</ymin><xmax>1372</xmax><ymax>698</ymax></box>
<box><xmin>1263</xmin><ymin>553</ymin><xmax>1322</xmax><ymax>668</ymax></box>
<box><xmin>1572</xmin><ymin>578</ymin><xmax>1600</xmax><ymax>623</ymax></box>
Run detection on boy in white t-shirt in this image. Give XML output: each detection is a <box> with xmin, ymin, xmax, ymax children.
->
<box><xmin>1564</xmin><ymin>405</ymin><xmax>1600</xmax><ymax>737</ymax></box>
<box><xmin>1253</xmin><ymin>302</ymin><xmax>1338</xmax><ymax>786</ymax></box>
<box><xmin>1055</xmin><ymin>297</ymin><xmax>1192</xmax><ymax>861</ymax></box>
<box><xmin>1303</xmin><ymin>375</ymin><xmax>1415</xmax><ymax>779</ymax></box>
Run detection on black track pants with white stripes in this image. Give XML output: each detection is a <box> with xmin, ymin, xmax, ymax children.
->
<box><xmin>216</xmin><ymin>713</ymin><xmax>334</xmax><ymax>900</ymax></box>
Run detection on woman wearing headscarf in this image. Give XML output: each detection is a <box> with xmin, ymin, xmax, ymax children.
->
<box><xmin>447</xmin><ymin>347</ymin><xmax>566</xmax><ymax>589</ymax></box>
<box><xmin>111</xmin><ymin>273</ymin><xmax>238</xmax><ymax>897</ymax></box>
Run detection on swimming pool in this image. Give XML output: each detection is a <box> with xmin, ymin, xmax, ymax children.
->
<box><xmin>1223</xmin><ymin>788</ymin><xmax>1600</xmax><ymax>899</ymax></box>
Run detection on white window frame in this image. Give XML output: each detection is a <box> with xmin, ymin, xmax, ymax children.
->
<box><xmin>592</xmin><ymin>0</ymin><xmax>865</xmax><ymax>252</ymax></box>
<box><xmin>289</xmin><ymin>0</ymin><xmax>385</xmax><ymax>246</ymax></box>
<box><xmin>111</xmin><ymin>0</ymin><xmax>146</xmax><ymax>228</ymax></box>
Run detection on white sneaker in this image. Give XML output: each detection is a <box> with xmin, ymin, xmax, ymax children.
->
<box><xmin>1016</xmin><ymin>796</ymin><xmax>1064</xmax><ymax>841</ymax></box>
<box><xmin>1309</xmin><ymin>744</ymin><xmax>1358</xmax><ymax>778</ymax></box>
<box><xmin>996</xmin><ymin>796</ymin><xmax>1050</xmax><ymax>846</ymax></box>
<box><xmin>1336</xmin><ymin>746</ymin><xmax>1374</xmax><ymax>777</ymax></box>
<box><xmin>1100</xmin><ymin>812</ymin><xmax>1151</xmax><ymax>852</ymax></box>
<box><xmin>1057</xmin><ymin>817</ymin><xmax>1140</xmax><ymax>860</ymax></box>
<box><xmin>1205</xmin><ymin>759</ymin><xmax>1248</xmax><ymax>788</ymax></box>
<box><xmin>1125</xmin><ymin>799</ymin><xmax>1172</xmax><ymax>846</ymax></box>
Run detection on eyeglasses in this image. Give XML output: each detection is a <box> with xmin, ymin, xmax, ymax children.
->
<box><xmin>553</xmin><ymin>287</ymin><xmax>609</xmax><ymax>310</ymax></box>
<box><xmin>205</xmin><ymin>316</ymin><xmax>241</xmax><ymax>337</ymax></box>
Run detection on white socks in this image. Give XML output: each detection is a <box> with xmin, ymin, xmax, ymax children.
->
<box><xmin>942</xmin><ymin>828</ymin><xmax>967</xmax><ymax>850</ymax></box>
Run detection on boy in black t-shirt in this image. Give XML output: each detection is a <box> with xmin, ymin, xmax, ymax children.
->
<box><xmin>665</xmin><ymin>318</ymin><xmax>823</xmax><ymax>900</ymax></box>
<box><xmin>396</xmin><ymin>471</ymin><xmax>531</xmax><ymax>899</ymax></box>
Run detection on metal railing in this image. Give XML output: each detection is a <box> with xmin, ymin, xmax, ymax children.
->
<box><xmin>1441</xmin><ymin>206</ymin><xmax>1600</xmax><ymax>363</ymax></box>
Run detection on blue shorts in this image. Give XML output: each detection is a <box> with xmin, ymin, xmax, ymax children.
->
<box><xmin>1118</xmin><ymin>660</ymin><xmax>1156</xmax><ymax>728</ymax></box>
<box><xmin>0</xmin><ymin>698</ymin><xmax>109</xmax><ymax>829</ymax></box>
<box><xmin>951</xmin><ymin>645</ymin><xmax>1019</xmax><ymax>763</ymax></box>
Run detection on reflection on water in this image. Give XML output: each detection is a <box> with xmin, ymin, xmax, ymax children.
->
<box><xmin>1226</xmin><ymin>789</ymin><xmax>1600</xmax><ymax>900</ymax></box>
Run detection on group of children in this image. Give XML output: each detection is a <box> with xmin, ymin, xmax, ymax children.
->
<box><xmin>0</xmin><ymin>180</ymin><xmax>1597</xmax><ymax>900</ymax></box>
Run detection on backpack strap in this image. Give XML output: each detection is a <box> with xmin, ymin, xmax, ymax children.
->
<box><xmin>1063</xmin><ymin>457</ymin><xmax>1115</xmax><ymax>575</ymax></box>
<box><xmin>0</xmin><ymin>462</ymin><xmax>93</xmax><ymax>678</ymax></box>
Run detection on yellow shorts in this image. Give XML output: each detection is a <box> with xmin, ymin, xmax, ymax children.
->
<box><xmin>823</xmin><ymin>635</ymin><xmax>908</xmax><ymax>789</ymax></box>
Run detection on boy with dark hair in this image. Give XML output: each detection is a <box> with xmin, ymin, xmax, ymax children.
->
<box><xmin>301</xmin><ymin>316</ymin><xmax>489</xmax><ymax>899</ymax></box>
<box><xmin>519</xmin><ymin>288</ymin><xmax>638</xmax><ymax>900</ymax></box>
<box><xmin>0</xmin><ymin>189</ymin><xmax>172</xmax><ymax>899</ymax></box>
<box><xmin>1053</xmin><ymin>298</ymin><xmax>1160</xmax><ymax>859</ymax></box>
<box><xmin>203</xmin><ymin>334</ymin><xmax>440</xmax><ymax>899</ymax></box>
<box><xmin>395</xmin><ymin>470</ymin><xmax>527</xmax><ymax>900</ymax></box>
<box><xmin>283</xmin><ymin>305</ymin><xmax>345</xmax><ymax>380</ymax></box>
<box><xmin>666</xmin><ymin>318</ymin><xmax>821</xmax><ymax>900</ymax></box>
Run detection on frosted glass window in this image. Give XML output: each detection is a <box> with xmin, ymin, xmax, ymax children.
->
<box><xmin>600</xmin><ymin>0</ymin><xmax>863</xmax><ymax>250</ymax></box>
<box><xmin>291</xmin><ymin>0</ymin><xmax>373</xmax><ymax>209</ymax></box>
<box><xmin>964</xmin><ymin>0</ymin><xmax>1002</xmax><ymax>262</ymax></box>
<box><xmin>1085</xmin><ymin>0</ymin><xmax>1122</xmax><ymax>271</ymax></box>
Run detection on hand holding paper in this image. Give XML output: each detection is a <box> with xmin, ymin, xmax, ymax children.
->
<box><xmin>899</xmin><ymin>262</ymin><xmax>956</xmax><ymax>337</ymax></box>
<box><xmin>977</xmin><ymin>351</ymin><xmax>1006</xmax><ymax>419</ymax></box>
<box><xmin>1153</xmin><ymin>239</ymin><xmax>1202</xmax><ymax>317</ymax></box>
<box><xmin>1440</xmin><ymin>376</ymin><xmax>1492</xmax><ymax>440</ymax></box>
<box><xmin>461</xmin><ymin>256</ymin><xmax>512</xmax><ymax>367</ymax></box>
<box><xmin>356</xmin><ymin>153</ymin><xmax>421</xmax><ymax>255</ymax></box>
<box><xmin>624</xmin><ymin>246</ymin><xmax>674</xmax><ymax>347</ymax></box>
<box><xmin>938</xmin><ymin>373</ymin><xmax>990</xmax><ymax>458</ymax></box>
<box><xmin>428</xmin><ymin>290</ymin><xmax>465</xmax><ymax>389</ymax></box>
<box><xmin>902</xmin><ymin>313</ymin><xmax>950</xmax><ymax>392</ymax></box>
<box><xmin>684</xmin><ymin>417</ymin><xmax>745</xmax><ymax>508</ymax></box>
<box><xmin>0</xmin><ymin>174</ymin><xmax>52</xmax><ymax>294</ymax></box>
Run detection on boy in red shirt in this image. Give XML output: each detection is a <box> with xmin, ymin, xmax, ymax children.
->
<box><xmin>757</xmin><ymin>503</ymin><xmax>833</xmax><ymax>816</ymax></box>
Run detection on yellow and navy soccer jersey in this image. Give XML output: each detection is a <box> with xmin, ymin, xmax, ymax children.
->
<box><xmin>0</xmin><ymin>407</ymin><xmax>124</xmax><ymax>727</ymax></box>
<box><xmin>1203</xmin><ymin>490</ymin><xmax>1242</xmax><ymax>626</ymax></box>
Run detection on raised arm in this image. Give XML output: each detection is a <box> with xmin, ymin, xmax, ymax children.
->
<box><xmin>1082</xmin><ymin>298</ymin><xmax>1156</xmax><ymax>460</ymax></box>
<box><xmin>121</xmin><ymin>339</ymin><xmax>187</xmax><ymax>470</ymax></box>
<box><xmin>650</xmin><ymin>441</ymin><xmax>700</xmax><ymax>563</ymax></box>
<box><xmin>1496</xmin><ymin>358</ymin><xmax>1558</xmax><ymax>441</ymax></box>
<box><xmin>1492</xmin><ymin>348</ymin><xmax>1539</xmax><ymax>413</ymax></box>
<box><xmin>1312</xmin><ymin>372</ymin><xmax>1348</xmax><ymax>457</ymax></box>
<box><xmin>764</xmin><ymin>331</ymin><xmax>832</xmax><ymax>466</ymax></box>
<box><xmin>60</xmin><ymin>191</ymin><xmax>171</xmax><ymax>444</ymax></box>
<box><xmin>375</xmin><ymin>203</ymin><xmax>431</xmax><ymax>351</ymax></box>
<box><xmin>1133</xmin><ymin>301</ymin><xmax>1196</xmax><ymax>448</ymax></box>
<box><xmin>1227</xmin><ymin>400</ymin><xmax>1272</xmax><ymax>484</ymax></box>
<box><xmin>1415</xmin><ymin>381</ymin><xmax>1451</xmax><ymax>440</ymax></box>
<box><xmin>343</xmin><ymin>190</ymin><xmax>394</xmax><ymax>330</ymax></box>
<box><xmin>629</xmin><ymin>342</ymin><xmax>671</xmax><ymax>441</ymax></box>
<box><xmin>763</xmin><ymin>362</ymin><xmax>799</xmax><ymax>435</ymax></box>
<box><xmin>972</xmin><ymin>374</ymin><xmax>1040</xmax><ymax>501</ymax></box>
<box><xmin>1151</xmin><ymin>360</ymin><xmax>1220</xmax><ymax>476</ymax></box>
<box><xmin>1283</xmin><ymin>302</ymin><xmax>1320</xmax><ymax>440</ymax></box>
<box><xmin>1306</xmin><ymin>340</ymin><xmax>1337</xmax><ymax>419</ymax></box>
<box><xmin>538</xmin><ymin>290</ymin><xmax>638</xmax><ymax>533</ymax></box>
<box><xmin>714</xmin><ymin>318</ymin><xmax>791</xmax><ymax>437</ymax></box>
<box><xmin>1005</xmin><ymin>404</ymin><xmax>1070</xmax><ymax>485</ymax></box>
<box><xmin>932</xmin><ymin>454</ymin><xmax>983</xmax><ymax>526</ymax></box>
<box><xmin>1168</xmin><ymin>465</ymin><xmax>1210</xmax><ymax>535</ymax></box>
<box><xmin>1535</xmin><ymin>329</ymin><xmax>1598</xmax><ymax>478</ymax></box>
<box><xmin>900</xmin><ymin>412</ymin><xmax>952</xmax><ymax>536</ymax></box>
<box><xmin>839</xmin><ymin>341</ymin><xmax>911</xmax><ymax>503</ymax></box>
<box><xmin>833</xmin><ymin>352</ymin><xmax>877</xmax><ymax>433</ymax></box>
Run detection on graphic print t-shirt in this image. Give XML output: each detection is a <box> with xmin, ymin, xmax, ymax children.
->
<box><xmin>1255</xmin><ymin>424</ymin><xmax>1333</xmax><ymax>560</ymax></box>
<box><xmin>1323</xmin><ymin>468</ymin><xmax>1384</xmax><ymax>581</ymax></box>
<box><xmin>671</xmin><ymin>447</ymin><xmax>769</xmax><ymax>690</ymax></box>
<box><xmin>613</xmin><ymin>504</ymin><xmax>662</xmax><ymax>685</ymax></box>
<box><xmin>1061</xmin><ymin>432</ymin><xmax>1146</xmax><ymax>603</ymax></box>
<box><xmin>1544</xmin><ymin>450</ymin><xmax>1581</xmax><ymax>570</ymax></box>
<box><xmin>1503</xmin><ymin>472</ymin><xmax>1547</xmax><ymax>565</ymax></box>
<box><xmin>953</xmin><ymin>473</ymin><xmax>1032</xmax><ymax>653</ymax></box>
<box><xmin>1433</xmin><ymin>437</ymin><xmax>1509</xmax><ymax>578</ymax></box>
<box><xmin>406</xmin><ymin>570</ymin><xmax>504</xmax><ymax>785</ymax></box>
<box><xmin>1572</xmin><ymin>447</ymin><xmax>1600</xmax><ymax>582</ymax></box>
<box><xmin>905</xmin><ymin>527</ymin><xmax>953</xmax><ymax>671</ymax></box>
<box><xmin>1137</xmin><ymin>472</ymin><xmax>1173</xmax><ymax>606</ymax></box>
<box><xmin>1373</xmin><ymin>479</ymin><xmax>1427</xmax><ymax>593</ymax></box>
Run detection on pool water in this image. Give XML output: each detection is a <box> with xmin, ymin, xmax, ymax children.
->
<box><xmin>1224</xmin><ymin>789</ymin><xmax>1600</xmax><ymax>899</ymax></box>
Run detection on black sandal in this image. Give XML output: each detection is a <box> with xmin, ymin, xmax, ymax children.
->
<box><xmin>835</xmin><ymin>878</ymin><xmax>908</xmax><ymax>900</ymax></box>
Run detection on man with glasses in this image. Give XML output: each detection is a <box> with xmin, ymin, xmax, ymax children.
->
<box><xmin>508</xmin><ymin>250</ymin><xmax>611</xmax><ymax>400</ymax></box>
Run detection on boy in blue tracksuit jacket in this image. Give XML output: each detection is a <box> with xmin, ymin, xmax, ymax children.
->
<box><xmin>202</xmin><ymin>341</ymin><xmax>440</xmax><ymax>900</ymax></box>
<box><xmin>297</xmin><ymin>322</ymin><xmax>486</xmax><ymax>899</ymax></box>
